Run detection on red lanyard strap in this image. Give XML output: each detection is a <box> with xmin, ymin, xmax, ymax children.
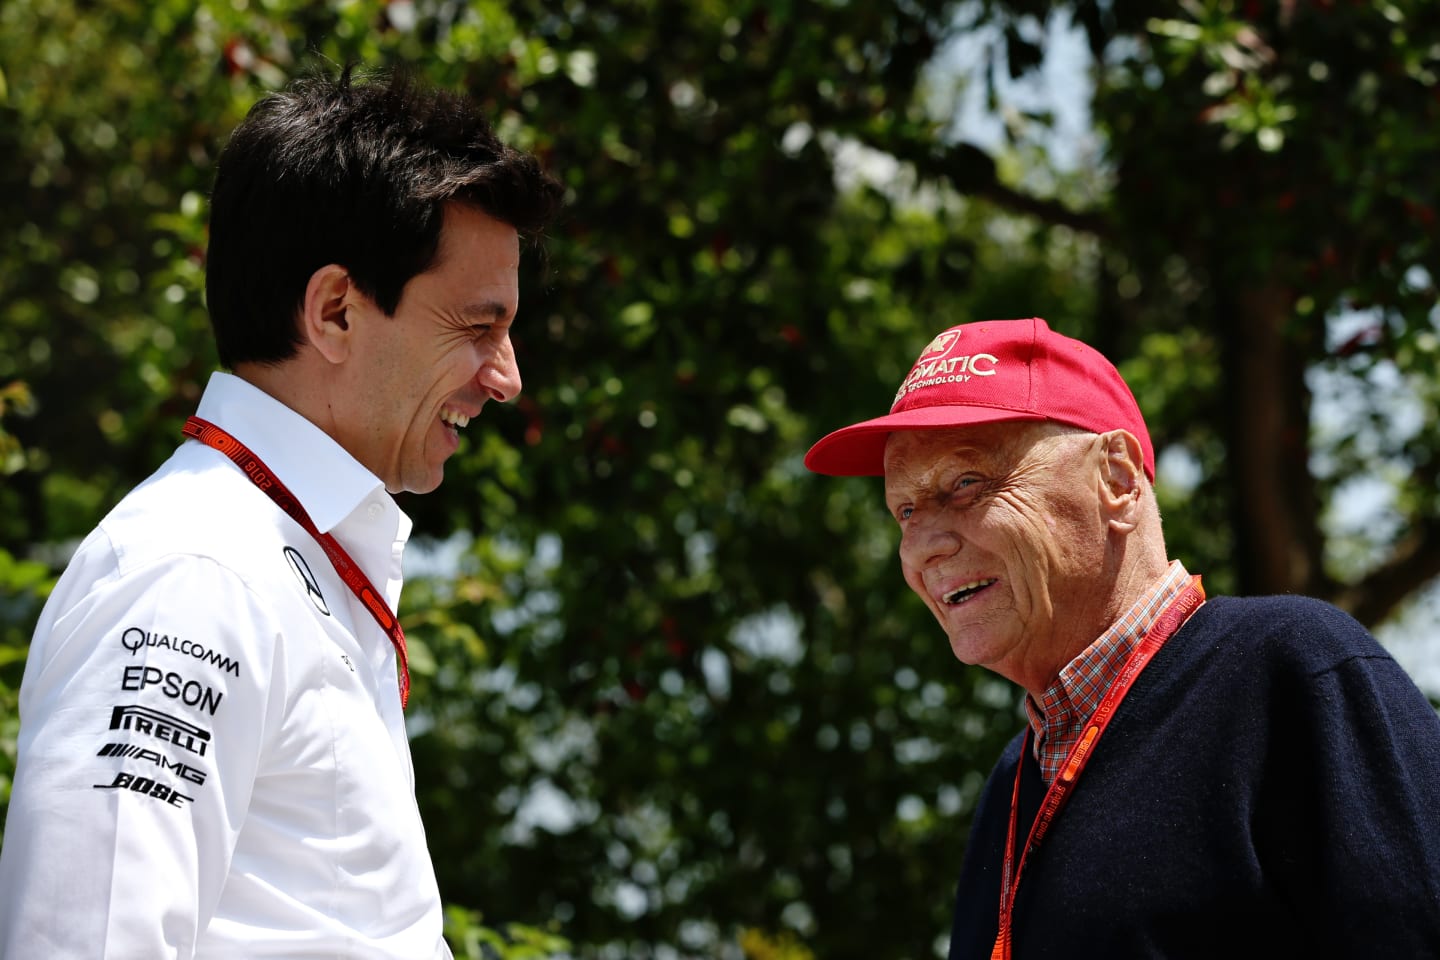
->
<box><xmin>182</xmin><ymin>416</ymin><xmax>411</xmax><ymax>709</ymax></box>
<box><xmin>991</xmin><ymin>576</ymin><xmax>1205</xmax><ymax>959</ymax></box>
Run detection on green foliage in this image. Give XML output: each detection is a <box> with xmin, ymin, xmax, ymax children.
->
<box><xmin>0</xmin><ymin>382</ymin><xmax>35</xmax><ymax>478</ymax></box>
<box><xmin>2</xmin><ymin>0</ymin><xmax>1438</xmax><ymax>958</ymax></box>
<box><xmin>445</xmin><ymin>904</ymin><xmax>574</xmax><ymax>960</ymax></box>
<box><xmin>0</xmin><ymin>546</ymin><xmax>53</xmax><ymax>826</ymax></box>
<box><xmin>739</xmin><ymin>927</ymin><xmax>815</xmax><ymax>960</ymax></box>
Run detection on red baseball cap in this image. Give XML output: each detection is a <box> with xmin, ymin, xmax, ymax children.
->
<box><xmin>804</xmin><ymin>317</ymin><xmax>1155</xmax><ymax>479</ymax></box>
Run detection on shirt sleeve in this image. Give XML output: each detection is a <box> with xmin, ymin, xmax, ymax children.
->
<box><xmin>0</xmin><ymin>539</ymin><xmax>282</xmax><ymax>959</ymax></box>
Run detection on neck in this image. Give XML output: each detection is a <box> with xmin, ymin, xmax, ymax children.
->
<box><xmin>233</xmin><ymin>356</ymin><xmax>340</xmax><ymax>440</ymax></box>
<box><xmin>1019</xmin><ymin>536</ymin><xmax>1173</xmax><ymax>701</ymax></box>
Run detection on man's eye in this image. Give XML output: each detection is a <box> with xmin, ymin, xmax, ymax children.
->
<box><xmin>898</xmin><ymin>505</ymin><xmax>914</xmax><ymax>521</ymax></box>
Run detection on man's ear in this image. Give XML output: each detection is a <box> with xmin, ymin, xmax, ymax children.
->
<box><xmin>1099</xmin><ymin>429</ymin><xmax>1146</xmax><ymax>532</ymax></box>
<box><xmin>299</xmin><ymin>264</ymin><xmax>356</xmax><ymax>364</ymax></box>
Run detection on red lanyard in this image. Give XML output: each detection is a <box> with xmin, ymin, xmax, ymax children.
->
<box><xmin>991</xmin><ymin>575</ymin><xmax>1205</xmax><ymax>960</ymax></box>
<box><xmin>182</xmin><ymin>416</ymin><xmax>411</xmax><ymax>709</ymax></box>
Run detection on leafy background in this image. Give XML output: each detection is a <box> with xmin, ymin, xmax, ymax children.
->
<box><xmin>2</xmin><ymin>1</ymin><xmax>1438</xmax><ymax>958</ymax></box>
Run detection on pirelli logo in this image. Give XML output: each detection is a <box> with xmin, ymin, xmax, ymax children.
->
<box><xmin>108</xmin><ymin>704</ymin><xmax>212</xmax><ymax>758</ymax></box>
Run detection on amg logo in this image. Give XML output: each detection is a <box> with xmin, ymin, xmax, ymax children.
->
<box><xmin>108</xmin><ymin>704</ymin><xmax>211</xmax><ymax>758</ymax></box>
<box><xmin>93</xmin><ymin>771</ymin><xmax>194</xmax><ymax>809</ymax></box>
<box><xmin>97</xmin><ymin>743</ymin><xmax>207</xmax><ymax>785</ymax></box>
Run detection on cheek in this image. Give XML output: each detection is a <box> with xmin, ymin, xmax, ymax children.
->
<box><xmin>1044</xmin><ymin>502</ymin><xmax>1102</xmax><ymax>566</ymax></box>
<box><xmin>900</xmin><ymin>560</ymin><xmax>929</xmax><ymax>601</ymax></box>
<box><xmin>412</xmin><ymin>355</ymin><xmax>472</xmax><ymax>412</ymax></box>
<box><xmin>446</xmin><ymin>348</ymin><xmax>485</xmax><ymax>388</ymax></box>
<box><xmin>986</xmin><ymin>515</ymin><xmax>1053</xmax><ymax>599</ymax></box>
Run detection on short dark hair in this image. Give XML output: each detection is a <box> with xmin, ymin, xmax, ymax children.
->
<box><xmin>204</xmin><ymin>65</ymin><xmax>565</xmax><ymax>368</ymax></box>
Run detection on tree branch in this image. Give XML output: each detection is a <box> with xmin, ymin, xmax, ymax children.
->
<box><xmin>884</xmin><ymin>140</ymin><xmax>1110</xmax><ymax>236</ymax></box>
<box><xmin>1335</xmin><ymin>521</ymin><xmax>1440</xmax><ymax>629</ymax></box>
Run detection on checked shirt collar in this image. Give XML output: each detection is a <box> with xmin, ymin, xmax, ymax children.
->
<box><xmin>1024</xmin><ymin>560</ymin><xmax>1193</xmax><ymax>785</ymax></box>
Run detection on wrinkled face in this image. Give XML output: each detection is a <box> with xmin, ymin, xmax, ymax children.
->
<box><xmin>883</xmin><ymin>422</ymin><xmax>1111</xmax><ymax>683</ymax></box>
<box><xmin>346</xmin><ymin>203</ymin><xmax>522</xmax><ymax>494</ymax></box>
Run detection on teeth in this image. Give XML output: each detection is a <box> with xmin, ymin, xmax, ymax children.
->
<box><xmin>440</xmin><ymin>409</ymin><xmax>470</xmax><ymax>428</ymax></box>
<box><xmin>943</xmin><ymin>579</ymin><xmax>997</xmax><ymax>604</ymax></box>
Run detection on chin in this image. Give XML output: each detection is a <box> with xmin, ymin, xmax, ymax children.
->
<box><xmin>946</xmin><ymin>627</ymin><xmax>1012</xmax><ymax>668</ymax></box>
<box><xmin>409</xmin><ymin>477</ymin><xmax>444</xmax><ymax>496</ymax></box>
<box><xmin>390</xmin><ymin>469</ymin><xmax>444</xmax><ymax>496</ymax></box>
<box><xmin>948</xmin><ymin>641</ymin><xmax>985</xmax><ymax>666</ymax></box>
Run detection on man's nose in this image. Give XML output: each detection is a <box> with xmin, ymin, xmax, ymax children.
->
<box><xmin>898</xmin><ymin>509</ymin><xmax>959</xmax><ymax>568</ymax></box>
<box><xmin>479</xmin><ymin>333</ymin><xmax>522</xmax><ymax>402</ymax></box>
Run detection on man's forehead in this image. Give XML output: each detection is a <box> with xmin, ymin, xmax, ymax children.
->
<box><xmin>886</xmin><ymin>423</ymin><xmax>1011</xmax><ymax>465</ymax></box>
<box><xmin>883</xmin><ymin>422</ymin><xmax>1076</xmax><ymax>478</ymax></box>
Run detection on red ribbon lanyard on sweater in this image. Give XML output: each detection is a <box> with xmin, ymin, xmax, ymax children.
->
<box><xmin>990</xmin><ymin>575</ymin><xmax>1205</xmax><ymax>960</ymax></box>
<box><xmin>183</xmin><ymin>416</ymin><xmax>411</xmax><ymax>709</ymax></box>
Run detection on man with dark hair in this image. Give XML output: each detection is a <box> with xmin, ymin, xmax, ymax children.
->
<box><xmin>0</xmin><ymin>67</ymin><xmax>564</xmax><ymax>958</ymax></box>
<box><xmin>806</xmin><ymin>317</ymin><xmax>1440</xmax><ymax>959</ymax></box>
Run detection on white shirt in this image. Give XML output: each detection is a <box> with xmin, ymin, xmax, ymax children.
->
<box><xmin>0</xmin><ymin>372</ymin><xmax>452</xmax><ymax>959</ymax></box>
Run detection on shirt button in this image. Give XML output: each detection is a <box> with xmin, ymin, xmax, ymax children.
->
<box><xmin>367</xmin><ymin>502</ymin><xmax>383</xmax><ymax>521</ymax></box>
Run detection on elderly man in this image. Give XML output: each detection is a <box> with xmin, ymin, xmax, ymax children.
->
<box><xmin>805</xmin><ymin>317</ymin><xmax>1440</xmax><ymax>959</ymax></box>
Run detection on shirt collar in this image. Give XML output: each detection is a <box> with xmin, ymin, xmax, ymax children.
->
<box><xmin>192</xmin><ymin>371</ymin><xmax>399</xmax><ymax>535</ymax></box>
<box><xmin>1024</xmin><ymin>559</ymin><xmax>1193</xmax><ymax>779</ymax></box>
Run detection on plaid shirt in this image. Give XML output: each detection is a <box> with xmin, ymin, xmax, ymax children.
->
<box><xmin>1025</xmin><ymin>560</ymin><xmax>1194</xmax><ymax>785</ymax></box>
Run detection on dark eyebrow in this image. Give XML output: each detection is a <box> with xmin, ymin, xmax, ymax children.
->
<box><xmin>460</xmin><ymin>301</ymin><xmax>511</xmax><ymax>323</ymax></box>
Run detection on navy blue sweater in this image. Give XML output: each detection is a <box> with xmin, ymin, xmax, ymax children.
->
<box><xmin>948</xmin><ymin>594</ymin><xmax>1440</xmax><ymax>959</ymax></box>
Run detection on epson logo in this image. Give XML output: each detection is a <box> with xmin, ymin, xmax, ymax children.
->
<box><xmin>120</xmin><ymin>626</ymin><xmax>241</xmax><ymax>677</ymax></box>
<box><xmin>97</xmin><ymin>742</ymin><xmax>207</xmax><ymax>785</ymax></box>
<box><xmin>120</xmin><ymin>665</ymin><xmax>224</xmax><ymax>716</ymax></box>
<box><xmin>108</xmin><ymin>704</ymin><xmax>212</xmax><ymax>758</ymax></box>
<box><xmin>93</xmin><ymin>771</ymin><xmax>194</xmax><ymax>809</ymax></box>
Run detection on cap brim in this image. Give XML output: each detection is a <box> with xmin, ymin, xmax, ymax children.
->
<box><xmin>803</xmin><ymin>405</ymin><xmax>1048</xmax><ymax>476</ymax></box>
